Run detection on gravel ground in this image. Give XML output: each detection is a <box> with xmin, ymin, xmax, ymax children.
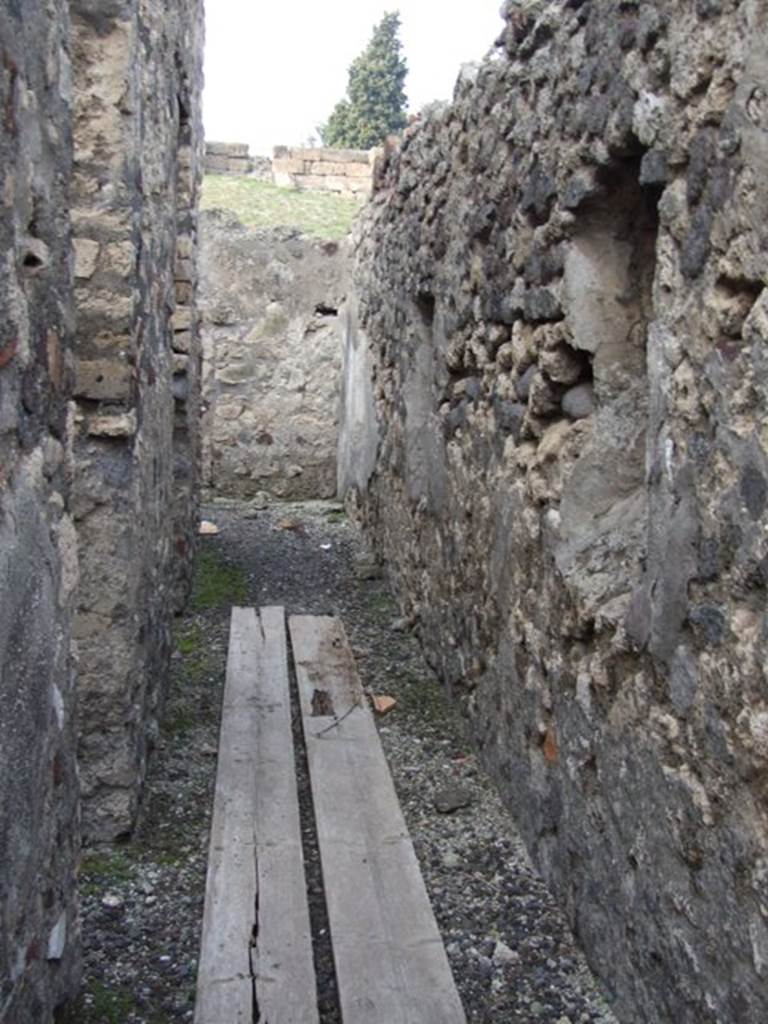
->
<box><xmin>70</xmin><ymin>498</ymin><xmax>619</xmax><ymax>1024</ymax></box>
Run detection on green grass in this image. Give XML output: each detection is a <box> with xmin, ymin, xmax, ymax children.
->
<box><xmin>175</xmin><ymin>620</ymin><xmax>205</xmax><ymax>656</ymax></box>
<box><xmin>201</xmin><ymin>175</ymin><xmax>364</xmax><ymax>239</ymax></box>
<box><xmin>79</xmin><ymin>851</ymin><xmax>133</xmax><ymax>894</ymax></box>
<box><xmin>74</xmin><ymin>982</ymin><xmax>138</xmax><ymax>1024</ymax></box>
<box><xmin>190</xmin><ymin>546</ymin><xmax>248</xmax><ymax>611</ymax></box>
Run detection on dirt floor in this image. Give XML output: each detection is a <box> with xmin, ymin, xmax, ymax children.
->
<box><xmin>70</xmin><ymin>498</ymin><xmax>618</xmax><ymax>1024</ymax></box>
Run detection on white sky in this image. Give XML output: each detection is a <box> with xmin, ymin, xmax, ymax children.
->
<box><xmin>203</xmin><ymin>1</ymin><xmax>505</xmax><ymax>155</ymax></box>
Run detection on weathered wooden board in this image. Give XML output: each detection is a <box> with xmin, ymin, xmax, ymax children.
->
<box><xmin>252</xmin><ymin>606</ymin><xmax>319</xmax><ymax>1024</ymax></box>
<box><xmin>195</xmin><ymin>607</ymin><xmax>318</xmax><ymax>1024</ymax></box>
<box><xmin>195</xmin><ymin>606</ymin><xmax>260</xmax><ymax>1024</ymax></box>
<box><xmin>289</xmin><ymin>614</ymin><xmax>466</xmax><ymax>1024</ymax></box>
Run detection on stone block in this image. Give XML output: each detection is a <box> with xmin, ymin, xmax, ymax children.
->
<box><xmin>172</xmin><ymin>307</ymin><xmax>193</xmax><ymax>331</ymax></box>
<box><xmin>74</xmin><ymin>359</ymin><xmax>133</xmax><ymax>401</ymax></box>
<box><xmin>73</xmin><ymin>237</ymin><xmax>100</xmax><ymax>279</ymax></box>
<box><xmin>87</xmin><ymin>411</ymin><xmax>137</xmax><ymax>437</ymax></box>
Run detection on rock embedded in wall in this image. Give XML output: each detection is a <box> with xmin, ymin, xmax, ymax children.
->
<box><xmin>0</xmin><ymin>1</ymin><xmax>81</xmax><ymax>1018</ymax></box>
<box><xmin>70</xmin><ymin>0</ymin><xmax>204</xmax><ymax>842</ymax></box>
<box><xmin>342</xmin><ymin>1</ymin><xmax>768</xmax><ymax>1022</ymax></box>
<box><xmin>200</xmin><ymin>212</ymin><xmax>349</xmax><ymax>500</ymax></box>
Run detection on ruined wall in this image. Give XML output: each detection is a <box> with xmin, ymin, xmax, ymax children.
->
<box><xmin>70</xmin><ymin>0</ymin><xmax>204</xmax><ymax>841</ymax></box>
<box><xmin>273</xmin><ymin>145</ymin><xmax>374</xmax><ymax>196</ymax></box>
<box><xmin>0</xmin><ymin>3</ymin><xmax>81</xmax><ymax>1019</ymax></box>
<box><xmin>200</xmin><ymin>212</ymin><xmax>348</xmax><ymax>499</ymax></box>
<box><xmin>342</xmin><ymin>2</ymin><xmax>768</xmax><ymax>1021</ymax></box>
<box><xmin>205</xmin><ymin>141</ymin><xmax>271</xmax><ymax>179</ymax></box>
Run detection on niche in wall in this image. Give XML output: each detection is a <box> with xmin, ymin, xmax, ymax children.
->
<box><xmin>555</xmin><ymin>156</ymin><xmax>660</xmax><ymax>613</ymax></box>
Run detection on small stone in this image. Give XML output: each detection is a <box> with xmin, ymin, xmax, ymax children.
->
<box><xmin>515</xmin><ymin>364</ymin><xmax>537</xmax><ymax>401</ymax></box>
<box><xmin>442</xmin><ymin>850</ymin><xmax>461</xmax><ymax>869</ymax></box>
<box><xmin>101</xmin><ymin>893</ymin><xmax>123</xmax><ymax>910</ymax></box>
<box><xmin>476</xmin><ymin>955</ymin><xmax>494</xmax><ymax>978</ymax></box>
<box><xmin>46</xmin><ymin>912</ymin><xmax>67</xmax><ymax>961</ymax></box>
<box><xmin>371</xmin><ymin>694</ymin><xmax>397</xmax><ymax>716</ymax></box>
<box><xmin>492</xmin><ymin>940</ymin><xmax>520</xmax><ymax>966</ymax></box>
<box><xmin>562</xmin><ymin>382</ymin><xmax>595</xmax><ymax>419</ymax></box>
<box><xmin>433</xmin><ymin>785</ymin><xmax>473</xmax><ymax>814</ymax></box>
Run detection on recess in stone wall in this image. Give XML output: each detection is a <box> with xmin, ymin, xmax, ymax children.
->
<box><xmin>555</xmin><ymin>154</ymin><xmax>660</xmax><ymax>625</ymax></box>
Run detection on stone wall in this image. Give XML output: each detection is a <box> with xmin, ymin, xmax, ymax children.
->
<box><xmin>0</xmin><ymin>0</ymin><xmax>203</xmax><ymax>1014</ymax></box>
<box><xmin>341</xmin><ymin>2</ymin><xmax>768</xmax><ymax>1022</ymax></box>
<box><xmin>204</xmin><ymin>141</ymin><xmax>272</xmax><ymax>179</ymax></box>
<box><xmin>0</xmin><ymin>4</ymin><xmax>81</xmax><ymax>1019</ymax></box>
<box><xmin>200</xmin><ymin>212</ymin><xmax>348</xmax><ymax>499</ymax></box>
<box><xmin>273</xmin><ymin>146</ymin><xmax>374</xmax><ymax>196</ymax></box>
<box><xmin>70</xmin><ymin>0</ymin><xmax>204</xmax><ymax>842</ymax></box>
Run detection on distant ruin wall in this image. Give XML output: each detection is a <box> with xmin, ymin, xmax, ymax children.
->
<box><xmin>204</xmin><ymin>141</ymin><xmax>272</xmax><ymax>179</ymax></box>
<box><xmin>341</xmin><ymin>2</ymin><xmax>768</xmax><ymax>1022</ymax></box>
<box><xmin>199</xmin><ymin>212</ymin><xmax>348</xmax><ymax>499</ymax></box>
<box><xmin>70</xmin><ymin>0</ymin><xmax>205</xmax><ymax>842</ymax></box>
<box><xmin>273</xmin><ymin>146</ymin><xmax>374</xmax><ymax>196</ymax></box>
<box><xmin>0</xmin><ymin>3</ymin><xmax>81</xmax><ymax>1019</ymax></box>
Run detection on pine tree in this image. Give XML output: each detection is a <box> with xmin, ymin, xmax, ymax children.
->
<box><xmin>321</xmin><ymin>11</ymin><xmax>408</xmax><ymax>150</ymax></box>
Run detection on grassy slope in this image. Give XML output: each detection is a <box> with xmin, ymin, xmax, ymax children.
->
<box><xmin>201</xmin><ymin>175</ymin><xmax>364</xmax><ymax>240</ymax></box>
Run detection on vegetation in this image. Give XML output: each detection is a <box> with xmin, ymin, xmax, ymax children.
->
<box><xmin>190</xmin><ymin>545</ymin><xmax>248</xmax><ymax>611</ymax></box>
<box><xmin>320</xmin><ymin>11</ymin><xmax>407</xmax><ymax>149</ymax></box>
<box><xmin>201</xmin><ymin>176</ymin><xmax>362</xmax><ymax>240</ymax></box>
<box><xmin>79</xmin><ymin>851</ymin><xmax>133</xmax><ymax>895</ymax></box>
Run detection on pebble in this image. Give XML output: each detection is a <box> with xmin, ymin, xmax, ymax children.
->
<box><xmin>433</xmin><ymin>784</ymin><xmax>473</xmax><ymax>814</ymax></box>
<box><xmin>493</xmin><ymin>939</ymin><xmax>520</xmax><ymax>966</ymax></box>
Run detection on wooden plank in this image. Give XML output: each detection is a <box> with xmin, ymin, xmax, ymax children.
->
<box><xmin>196</xmin><ymin>607</ymin><xmax>318</xmax><ymax>1024</ymax></box>
<box><xmin>252</xmin><ymin>606</ymin><xmax>319</xmax><ymax>1024</ymax></box>
<box><xmin>289</xmin><ymin>615</ymin><xmax>467</xmax><ymax>1024</ymax></box>
<box><xmin>195</xmin><ymin>606</ymin><xmax>259</xmax><ymax>1024</ymax></box>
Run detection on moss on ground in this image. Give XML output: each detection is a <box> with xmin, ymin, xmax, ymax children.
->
<box><xmin>175</xmin><ymin>621</ymin><xmax>205</xmax><ymax>656</ymax></box>
<box><xmin>62</xmin><ymin>982</ymin><xmax>139</xmax><ymax>1024</ymax></box>
<box><xmin>396</xmin><ymin>671</ymin><xmax>454</xmax><ymax>724</ymax></box>
<box><xmin>79</xmin><ymin>851</ymin><xmax>133</xmax><ymax>894</ymax></box>
<box><xmin>201</xmin><ymin>175</ymin><xmax>363</xmax><ymax>240</ymax></box>
<box><xmin>190</xmin><ymin>545</ymin><xmax>248</xmax><ymax>611</ymax></box>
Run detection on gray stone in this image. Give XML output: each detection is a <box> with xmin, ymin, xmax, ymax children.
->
<box><xmin>516</xmin><ymin>365</ymin><xmax>537</xmax><ymax>401</ymax></box>
<box><xmin>639</xmin><ymin>149</ymin><xmax>669</xmax><ymax>186</ymax></box>
<box><xmin>561</xmin><ymin>383</ymin><xmax>596</xmax><ymax>420</ymax></box>
<box><xmin>741</xmin><ymin>464</ymin><xmax>767</xmax><ymax>521</ymax></box>
<box><xmin>433</xmin><ymin>786</ymin><xmax>473</xmax><ymax>814</ymax></box>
